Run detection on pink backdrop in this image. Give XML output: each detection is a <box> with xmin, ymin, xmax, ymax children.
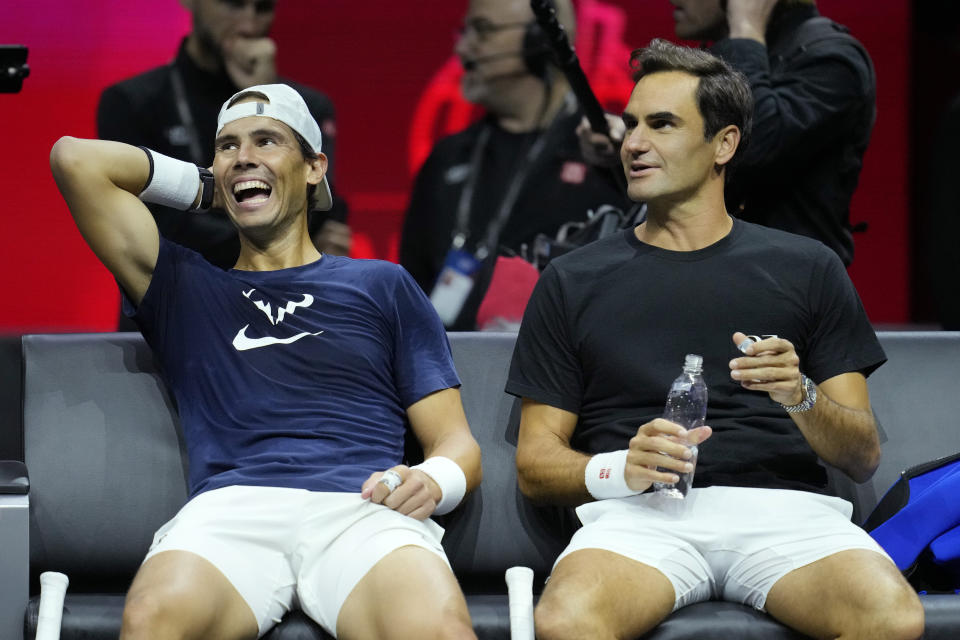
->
<box><xmin>0</xmin><ymin>0</ymin><xmax>910</xmax><ymax>332</ymax></box>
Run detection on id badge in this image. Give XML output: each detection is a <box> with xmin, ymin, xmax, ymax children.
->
<box><xmin>431</xmin><ymin>249</ymin><xmax>482</xmax><ymax>326</ymax></box>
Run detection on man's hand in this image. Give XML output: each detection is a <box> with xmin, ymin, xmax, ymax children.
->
<box><xmin>624</xmin><ymin>419</ymin><xmax>712</xmax><ymax>493</ymax></box>
<box><xmin>726</xmin><ymin>0</ymin><xmax>779</xmax><ymax>44</ymax></box>
<box><xmin>222</xmin><ymin>36</ymin><xmax>278</xmax><ymax>89</ymax></box>
<box><xmin>729</xmin><ymin>331</ymin><xmax>804</xmax><ymax>406</ymax></box>
<box><xmin>361</xmin><ymin>465</ymin><xmax>442</xmax><ymax>520</ymax></box>
<box><xmin>575</xmin><ymin>114</ymin><xmax>625</xmax><ymax>168</ymax></box>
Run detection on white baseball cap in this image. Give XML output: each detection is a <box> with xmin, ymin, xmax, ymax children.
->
<box><xmin>217</xmin><ymin>83</ymin><xmax>333</xmax><ymax>211</ymax></box>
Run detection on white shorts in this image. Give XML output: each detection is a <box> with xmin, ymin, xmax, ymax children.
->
<box><xmin>144</xmin><ymin>485</ymin><xmax>448</xmax><ymax>637</ymax></box>
<box><xmin>559</xmin><ymin>486</ymin><xmax>892</xmax><ymax>611</ymax></box>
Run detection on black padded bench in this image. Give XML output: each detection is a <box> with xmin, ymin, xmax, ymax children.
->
<box><xmin>2</xmin><ymin>331</ymin><xmax>959</xmax><ymax>639</ymax></box>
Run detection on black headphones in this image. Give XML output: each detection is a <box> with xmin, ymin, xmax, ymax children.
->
<box><xmin>522</xmin><ymin>7</ymin><xmax>556</xmax><ymax>79</ymax></box>
<box><xmin>522</xmin><ymin>21</ymin><xmax>552</xmax><ymax>79</ymax></box>
<box><xmin>463</xmin><ymin>1</ymin><xmax>558</xmax><ymax>80</ymax></box>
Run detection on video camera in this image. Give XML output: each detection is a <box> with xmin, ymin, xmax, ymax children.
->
<box><xmin>1</xmin><ymin>45</ymin><xmax>30</xmax><ymax>93</ymax></box>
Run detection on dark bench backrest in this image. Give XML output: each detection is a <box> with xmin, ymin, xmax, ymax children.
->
<box><xmin>852</xmin><ymin>331</ymin><xmax>960</xmax><ymax>520</ymax></box>
<box><xmin>22</xmin><ymin>333</ymin><xmax>188</xmax><ymax>587</ymax></box>
<box><xmin>443</xmin><ymin>332</ymin><xmax>572</xmax><ymax>590</ymax></box>
<box><xmin>22</xmin><ymin>331</ymin><xmax>960</xmax><ymax>589</ymax></box>
<box><xmin>21</xmin><ymin>331</ymin><xmax>571</xmax><ymax>591</ymax></box>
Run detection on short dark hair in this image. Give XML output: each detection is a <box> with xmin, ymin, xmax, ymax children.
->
<box><xmin>629</xmin><ymin>39</ymin><xmax>753</xmax><ymax>173</ymax></box>
<box><xmin>290</xmin><ymin>129</ymin><xmax>321</xmax><ymax>210</ymax></box>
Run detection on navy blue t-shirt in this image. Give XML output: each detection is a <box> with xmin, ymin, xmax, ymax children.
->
<box><xmin>130</xmin><ymin>239</ymin><xmax>460</xmax><ymax>497</ymax></box>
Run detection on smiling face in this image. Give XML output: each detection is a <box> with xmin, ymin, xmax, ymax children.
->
<box><xmin>213</xmin><ymin>111</ymin><xmax>325</xmax><ymax>239</ymax></box>
<box><xmin>620</xmin><ymin>70</ymin><xmax>734</xmax><ymax>208</ymax></box>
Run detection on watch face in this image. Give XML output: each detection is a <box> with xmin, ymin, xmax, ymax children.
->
<box><xmin>198</xmin><ymin>168</ymin><xmax>215</xmax><ymax>210</ymax></box>
<box><xmin>784</xmin><ymin>375</ymin><xmax>816</xmax><ymax>413</ymax></box>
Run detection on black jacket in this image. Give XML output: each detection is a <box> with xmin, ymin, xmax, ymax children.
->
<box><xmin>712</xmin><ymin>5</ymin><xmax>876</xmax><ymax>265</ymax></box>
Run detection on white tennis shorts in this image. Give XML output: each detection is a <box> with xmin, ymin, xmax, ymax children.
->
<box><xmin>559</xmin><ymin>486</ymin><xmax>892</xmax><ymax>611</ymax></box>
<box><xmin>144</xmin><ymin>485</ymin><xmax>448</xmax><ymax>637</ymax></box>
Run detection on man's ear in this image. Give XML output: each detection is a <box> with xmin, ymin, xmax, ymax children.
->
<box><xmin>306</xmin><ymin>152</ymin><xmax>328</xmax><ymax>187</ymax></box>
<box><xmin>714</xmin><ymin>124</ymin><xmax>741</xmax><ymax>169</ymax></box>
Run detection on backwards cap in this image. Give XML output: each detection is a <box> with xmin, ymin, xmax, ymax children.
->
<box><xmin>217</xmin><ymin>83</ymin><xmax>332</xmax><ymax>211</ymax></box>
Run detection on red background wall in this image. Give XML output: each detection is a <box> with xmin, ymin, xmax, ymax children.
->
<box><xmin>0</xmin><ymin>0</ymin><xmax>910</xmax><ymax>332</ymax></box>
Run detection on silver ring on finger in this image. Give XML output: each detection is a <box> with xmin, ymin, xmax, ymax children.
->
<box><xmin>379</xmin><ymin>469</ymin><xmax>402</xmax><ymax>493</ymax></box>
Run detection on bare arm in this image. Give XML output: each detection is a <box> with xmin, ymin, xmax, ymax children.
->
<box><xmin>49</xmin><ymin>137</ymin><xmax>161</xmax><ymax>305</ymax></box>
<box><xmin>516</xmin><ymin>399</ymin><xmax>712</xmax><ymax>506</ymax></box>
<box><xmin>516</xmin><ymin>399</ymin><xmax>591</xmax><ymax>506</ymax></box>
<box><xmin>730</xmin><ymin>332</ymin><xmax>881</xmax><ymax>482</ymax></box>
<box><xmin>362</xmin><ymin>387</ymin><xmax>482</xmax><ymax>519</ymax></box>
<box><xmin>407</xmin><ymin>387</ymin><xmax>482</xmax><ymax>492</ymax></box>
<box><xmin>791</xmin><ymin>373</ymin><xmax>880</xmax><ymax>483</ymax></box>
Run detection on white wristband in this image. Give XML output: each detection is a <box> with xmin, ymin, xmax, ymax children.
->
<box><xmin>138</xmin><ymin>147</ymin><xmax>202</xmax><ymax>211</ymax></box>
<box><xmin>412</xmin><ymin>456</ymin><xmax>467</xmax><ymax>515</ymax></box>
<box><xmin>584</xmin><ymin>450</ymin><xmax>639</xmax><ymax>500</ymax></box>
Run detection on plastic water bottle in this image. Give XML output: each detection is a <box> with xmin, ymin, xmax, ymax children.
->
<box><xmin>653</xmin><ymin>354</ymin><xmax>708</xmax><ymax>499</ymax></box>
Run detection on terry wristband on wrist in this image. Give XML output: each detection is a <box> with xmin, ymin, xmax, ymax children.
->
<box><xmin>412</xmin><ymin>456</ymin><xmax>467</xmax><ymax>515</ymax></box>
<box><xmin>137</xmin><ymin>146</ymin><xmax>210</xmax><ymax>212</ymax></box>
<box><xmin>584</xmin><ymin>449</ymin><xmax>639</xmax><ymax>500</ymax></box>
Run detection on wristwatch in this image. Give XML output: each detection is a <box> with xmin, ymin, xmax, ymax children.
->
<box><xmin>781</xmin><ymin>374</ymin><xmax>817</xmax><ymax>413</ymax></box>
<box><xmin>193</xmin><ymin>167</ymin><xmax>215</xmax><ymax>212</ymax></box>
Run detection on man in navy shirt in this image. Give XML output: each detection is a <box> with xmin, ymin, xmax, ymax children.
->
<box><xmin>52</xmin><ymin>84</ymin><xmax>481</xmax><ymax>639</ymax></box>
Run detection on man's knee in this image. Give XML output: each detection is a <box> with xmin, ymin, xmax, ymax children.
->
<box><xmin>380</xmin><ymin>607</ymin><xmax>475</xmax><ymax>640</ymax></box>
<box><xmin>121</xmin><ymin>588</ymin><xmax>184</xmax><ymax>639</ymax></box>
<box><xmin>534</xmin><ymin>588</ymin><xmax>609</xmax><ymax>640</ymax></box>
<box><xmin>433</xmin><ymin>614</ymin><xmax>476</xmax><ymax>640</ymax></box>
<box><xmin>860</xmin><ymin>585</ymin><xmax>924</xmax><ymax>640</ymax></box>
<box><xmin>533</xmin><ymin>550</ymin><xmax>675</xmax><ymax>640</ymax></box>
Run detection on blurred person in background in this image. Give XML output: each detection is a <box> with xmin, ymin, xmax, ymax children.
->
<box><xmin>401</xmin><ymin>0</ymin><xmax>630</xmax><ymax>331</ymax></box>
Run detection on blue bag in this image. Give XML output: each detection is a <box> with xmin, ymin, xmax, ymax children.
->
<box><xmin>865</xmin><ymin>451</ymin><xmax>960</xmax><ymax>591</ymax></box>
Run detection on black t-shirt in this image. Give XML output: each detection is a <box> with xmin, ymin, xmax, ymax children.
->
<box><xmin>506</xmin><ymin>219</ymin><xmax>885</xmax><ymax>493</ymax></box>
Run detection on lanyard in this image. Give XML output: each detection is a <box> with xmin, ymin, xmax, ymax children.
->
<box><xmin>169</xmin><ymin>64</ymin><xmax>206</xmax><ymax>166</ymax></box>
<box><xmin>452</xmin><ymin>93</ymin><xmax>574</xmax><ymax>261</ymax></box>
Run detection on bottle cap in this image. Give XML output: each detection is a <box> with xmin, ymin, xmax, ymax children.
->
<box><xmin>684</xmin><ymin>354</ymin><xmax>703</xmax><ymax>372</ymax></box>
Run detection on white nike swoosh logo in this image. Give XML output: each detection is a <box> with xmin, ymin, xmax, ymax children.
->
<box><xmin>232</xmin><ymin>325</ymin><xmax>323</xmax><ymax>351</ymax></box>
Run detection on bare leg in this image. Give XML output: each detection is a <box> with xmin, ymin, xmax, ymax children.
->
<box><xmin>335</xmin><ymin>545</ymin><xmax>475</xmax><ymax>640</ymax></box>
<box><xmin>534</xmin><ymin>549</ymin><xmax>677</xmax><ymax>640</ymax></box>
<box><xmin>121</xmin><ymin>550</ymin><xmax>259</xmax><ymax>640</ymax></box>
<box><xmin>765</xmin><ymin>549</ymin><xmax>924</xmax><ymax>640</ymax></box>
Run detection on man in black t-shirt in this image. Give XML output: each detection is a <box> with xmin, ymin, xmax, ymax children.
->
<box><xmin>508</xmin><ymin>40</ymin><xmax>922</xmax><ymax>639</ymax></box>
